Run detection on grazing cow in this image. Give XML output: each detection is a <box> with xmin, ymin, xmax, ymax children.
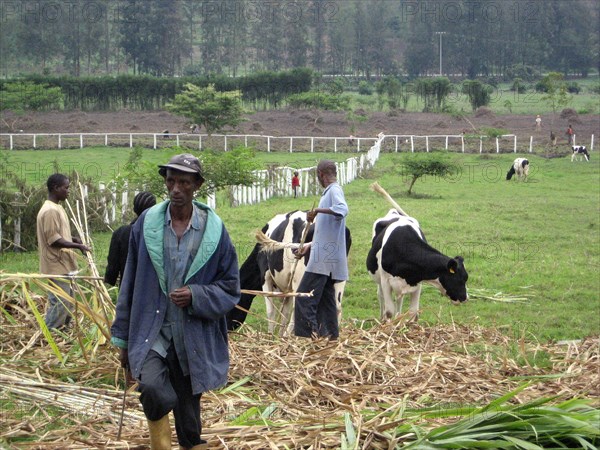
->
<box><xmin>506</xmin><ymin>158</ymin><xmax>529</xmax><ymax>181</ymax></box>
<box><xmin>571</xmin><ymin>145</ymin><xmax>590</xmax><ymax>162</ymax></box>
<box><xmin>366</xmin><ymin>209</ymin><xmax>468</xmax><ymax>321</ymax></box>
<box><xmin>226</xmin><ymin>210</ymin><xmax>352</xmax><ymax>335</ymax></box>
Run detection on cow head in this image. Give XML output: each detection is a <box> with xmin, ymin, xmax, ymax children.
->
<box><xmin>438</xmin><ymin>256</ymin><xmax>468</xmax><ymax>303</ymax></box>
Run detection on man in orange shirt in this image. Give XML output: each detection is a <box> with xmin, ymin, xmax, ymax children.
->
<box><xmin>37</xmin><ymin>174</ymin><xmax>90</xmax><ymax>330</ymax></box>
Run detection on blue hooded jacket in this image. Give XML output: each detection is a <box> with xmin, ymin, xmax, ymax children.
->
<box><xmin>110</xmin><ymin>200</ymin><xmax>240</xmax><ymax>394</ymax></box>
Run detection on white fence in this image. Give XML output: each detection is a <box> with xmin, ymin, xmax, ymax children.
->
<box><xmin>0</xmin><ymin>132</ymin><xmax>375</xmax><ymax>153</ymax></box>
<box><xmin>3</xmin><ymin>131</ymin><xmax>592</xmax><ymax>154</ymax></box>
<box><xmin>230</xmin><ymin>134</ymin><xmax>383</xmax><ymax>206</ymax></box>
<box><xmin>381</xmin><ymin>133</ymin><xmax>595</xmax><ymax>153</ymax></box>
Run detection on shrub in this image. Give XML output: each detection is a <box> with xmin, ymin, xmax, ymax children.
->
<box><xmin>358</xmin><ymin>81</ymin><xmax>373</xmax><ymax>96</ymax></box>
<box><xmin>566</xmin><ymin>82</ymin><xmax>581</xmax><ymax>94</ymax></box>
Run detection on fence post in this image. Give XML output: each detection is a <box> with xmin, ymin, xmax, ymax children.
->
<box><xmin>267</xmin><ymin>136</ymin><xmax>271</xmax><ymax>152</ymax></box>
<box><xmin>426</xmin><ymin>136</ymin><xmax>429</xmax><ymax>152</ymax></box>
<box><xmin>13</xmin><ymin>192</ymin><xmax>21</xmax><ymax>251</ymax></box>
<box><xmin>224</xmin><ymin>135</ymin><xmax>227</xmax><ymax>151</ymax></box>
<box><xmin>33</xmin><ymin>134</ymin><xmax>36</xmax><ymax>149</ymax></box>
<box><xmin>129</xmin><ymin>134</ymin><xmax>133</xmax><ymax>148</ymax></box>
<box><xmin>58</xmin><ymin>134</ymin><xmax>62</xmax><ymax>149</ymax></box>
<box><xmin>105</xmin><ymin>134</ymin><xmax>108</xmax><ymax>146</ymax></box>
<box><xmin>395</xmin><ymin>136</ymin><xmax>398</xmax><ymax>152</ymax></box>
<box><xmin>9</xmin><ymin>135</ymin><xmax>13</xmax><ymax>150</ymax></box>
<box><xmin>529</xmin><ymin>136</ymin><xmax>533</xmax><ymax>153</ymax></box>
<box><xmin>479</xmin><ymin>138</ymin><xmax>483</xmax><ymax>153</ymax></box>
<box><xmin>591</xmin><ymin>134</ymin><xmax>594</xmax><ymax>151</ymax></box>
<box><xmin>199</xmin><ymin>135</ymin><xmax>202</xmax><ymax>150</ymax></box>
<box><xmin>410</xmin><ymin>136</ymin><xmax>414</xmax><ymax>153</ymax></box>
<box><xmin>461</xmin><ymin>135</ymin><xmax>464</xmax><ymax>153</ymax></box>
<box><xmin>289</xmin><ymin>137</ymin><xmax>293</xmax><ymax>153</ymax></box>
<box><xmin>80</xmin><ymin>134</ymin><xmax>83</xmax><ymax>148</ymax></box>
<box><xmin>176</xmin><ymin>135</ymin><xmax>180</xmax><ymax>147</ymax></box>
<box><xmin>334</xmin><ymin>138</ymin><xmax>337</xmax><ymax>153</ymax></box>
<box><xmin>514</xmin><ymin>136</ymin><xmax>517</xmax><ymax>153</ymax></box>
<box><xmin>445</xmin><ymin>136</ymin><xmax>449</xmax><ymax>150</ymax></box>
<box><xmin>153</xmin><ymin>134</ymin><xmax>157</xmax><ymax>150</ymax></box>
<box><xmin>496</xmin><ymin>137</ymin><xmax>500</xmax><ymax>153</ymax></box>
<box><xmin>311</xmin><ymin>137</ymin><xmax>314</xmax><ymax>152</ymax></box>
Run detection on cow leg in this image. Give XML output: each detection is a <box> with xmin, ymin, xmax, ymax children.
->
<box><xmin>263</xmin><ymin>275</ymin><xmax>279</xmax><ymax>334</ymax></box>
<box><xmin>377</xmin><ymin>285</ymin><xmax>386</xmax><ymax>320</ymax></box>
<box><xmin>407</xmin><ymin>284</ymin><xmax>422</xmax><ymax>322</ymax></box>
<box><xmin>380</xmin><ymin>278</ymin><xmax>397</xmax><ymax>321</ymax></box>
<box><xmin>333</xmin><ymin>281</ymin><xmax>346</xmax><ymax>329</ymax></box>
<box><xmin>279</xmin><ymin>296</ymin><xmax>294</xmax><ymax>337</ymax></box>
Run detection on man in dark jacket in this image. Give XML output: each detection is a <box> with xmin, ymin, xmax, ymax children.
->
<box><xmin>111</xmin><ymin>154</ymin><xmax>240</xmax><ymax>450</ymax></box>
<box><xmin>104</xmin><ymin>191</ymin><xmax>156</xmax><ymax>287</ymax></box>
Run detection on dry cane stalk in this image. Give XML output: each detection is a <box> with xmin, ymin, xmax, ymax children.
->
<box><xmin>369</xmin><ymin>182</ymin><xmax>409</xmax><ymax>216</ymax></box>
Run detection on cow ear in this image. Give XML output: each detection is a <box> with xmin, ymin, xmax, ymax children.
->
<box><xmin>447</xmin><ymin>258</ymin><xmax>458</xmax><ymax>274</ymax></box>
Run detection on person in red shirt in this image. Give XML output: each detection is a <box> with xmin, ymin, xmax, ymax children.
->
<box><xmin>292</xmin><ymin>171</ymin><xmax>300</xmax><ymax>198</ymax></box>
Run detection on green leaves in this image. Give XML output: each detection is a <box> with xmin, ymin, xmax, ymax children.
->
<box><xmin>0</xmin><ymin>81</ymin><xmax>63</xmax><ymax>112</ymax></box>
<box><xmin>167</xmin><ymin>83</ymin><xmax>244</xmax><ymax>136</ymax></box>
<box><xmin>404</xmin><ymin>385</ymin><xmax>600</xmax><ymax>449</ymax></box>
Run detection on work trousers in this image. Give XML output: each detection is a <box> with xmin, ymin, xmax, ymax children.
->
<box><xmin>45</xmin><ymin>278</ymin><xmax>73</xmax><ymax>329</ymax></box>
<box><xmin>294</xmin><ymin>271</ymin><xmax>339</xmax><ymax>339</ymax></box>
<box><xmin>138</xmin><ymin>345</ymin><xmax>204</xmax><ymax>448</ymax></box>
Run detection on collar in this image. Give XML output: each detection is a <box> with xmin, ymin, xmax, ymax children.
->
<box><xmin>165</xmin><ymin>204</ymin><xmax>202</xmax><ymax>231</ymax></box>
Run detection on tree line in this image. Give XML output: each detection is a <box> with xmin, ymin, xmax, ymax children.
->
<box><xmin>1</xmin><ymin>0</ymin><xmax>598</xmax><ymax>79</ymax></box>
<box><xmin>0</xmin><ymin>69</ymin><xmax>313</xmax><ymax>110</ymax></box>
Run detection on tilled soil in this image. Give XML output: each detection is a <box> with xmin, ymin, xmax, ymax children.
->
<box><xmin>2</xmin><ymin>108</ymin><xmax>599</xmax><ymax>148</ymax></box>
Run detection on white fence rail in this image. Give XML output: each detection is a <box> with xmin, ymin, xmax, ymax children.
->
<box><xmin>0</xmin><ymin>132</ymin><xmax>375</xmax><ymax>153</ymax></box>
<box><xmin>230</xmin><ymin>134</ymin><xmax>383</xmax><ymax>206</ymax></box>
<box><xmin>381</xmin><ymin>133</ymin><xmax>595</xmax><ymax>153</ymax></box>
<box><xmin>2</xmin><ymin>131</ymin><xmax>593</xmax><ymax>153</ymax></box>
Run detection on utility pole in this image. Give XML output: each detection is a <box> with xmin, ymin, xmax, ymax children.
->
<box><xmin>435</xmin><ymin>32</ymin><xmax>447</xmax><ymax>76</ymax></box>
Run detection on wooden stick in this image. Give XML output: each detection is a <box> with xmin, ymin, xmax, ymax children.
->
<box><xmin>286</xmin><ymin>202</ymin><xmax>316</xmax><ymax>292</ymax></box>
<box><xmin>240</xmin><ymin>289</ymin><xmax>313</xmax><ymax>298</ymax></box>
<box><xmin>116</xmin><ymin>367</ymin><xmax>127</xmax><ymax>441</ymax></box>
<box><xmin>370</xmin><ymin>182</ymin><xmax>409</xmax><ymax>216</ymax></box>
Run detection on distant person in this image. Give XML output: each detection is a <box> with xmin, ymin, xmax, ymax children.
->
<box><xmin>535</xmin><ymin>115</ymin><xmax>542</xmax><ymax>132</ymax></box>
<box><xmin>348</xmin><ymin>135</ymin><xmax>355</xmax><ymax>146</ymax></box>
<box><xmin>565</xmin><ymin>125</ymin><xmax>574</xmax><ymax>145</ymax></box>
<box><xmin>36</xmin><ymin>174</ymin><xmax>90</xmax><ymax>330</ymax></box>
<box><xmin>550</xmin><ymin>131</ymin><xmax>557</xmax><ymax>146</ymax></box>
<box><xmin>104</xmin><ymin>191</ymin><xmax>156</xmax><ymax>287</ymax></box>
<box><xmin>291</xmin><ymin>171</ymin><xmax>300</xmax><ymax>198</ymax></box>
<box><xmin>190</xmin><ymin>124</ymin><xmax>200</xmax><ymax>134</ymax></box>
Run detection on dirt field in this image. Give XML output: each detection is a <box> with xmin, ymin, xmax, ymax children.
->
<box><xmin>3</xmin><ymin>108</ymin><xmax>599</xmax><ymax>147</ymax></box>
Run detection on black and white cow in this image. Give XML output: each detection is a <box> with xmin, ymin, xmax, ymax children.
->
<box><xmin>571</xmin><ymin>145</ymin><xmax>590</xmax><ymax>162</ymax></box>
<box><xmin>366</xmin><ymin>209</ymin><xmax>468</xmax><ymax>321</ymax></box>
<box><xmin>226</xmin><ymin>210</ymin><xmax>352</xmax><ymax>335</ymax></box>
<box><xmin>506</xmin><ymin>158</ymin><xmax>529</xmax><ymax>181</ymax></box>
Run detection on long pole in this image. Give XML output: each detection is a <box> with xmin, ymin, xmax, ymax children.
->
<box><xmin>435</xmin><ymin>32</ymin><xmax>446</xmax><ymax>76</ymax></box>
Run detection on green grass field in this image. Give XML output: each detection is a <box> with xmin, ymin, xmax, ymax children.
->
<box><xmin>2</xmin><ymin>150</ymin><xmax>598</xmax><ymax>343</ymax></box>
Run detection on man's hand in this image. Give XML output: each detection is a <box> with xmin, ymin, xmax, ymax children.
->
<box><xmin>119</xmin><ymin>348</ymin><xmax>135</xmax><ymax>385</ymax></box>
<box><xmin>169</xmin><ymin>286</ymin><xmax>192</xmax><ymax>308</ymax></box>
<box><xmin>293</xmin><ymin>243</ymin><xmax>311</xmax><ymax>259</ymax></box>
<box><xmin>306</xmin><ymin>209</ymin><xmax>317</xmax><ymax>223</ymax></box>
<box><xmin>119</xmin><ymin>348</ymin><xmax>129</xmax><ymax>368</ymax></box>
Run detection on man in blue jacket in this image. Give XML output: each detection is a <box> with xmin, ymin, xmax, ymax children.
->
<box><xmin>111</xmin><ymin>154</ymin><xmax>240</xmax><ymax>450</ymax></box>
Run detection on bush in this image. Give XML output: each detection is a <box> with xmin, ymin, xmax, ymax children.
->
<box><xmin>358</xmin><ymin>81</ymin><xmax>373</xmax><ymax>96</ymax></box>
<box><xmin>566</xmin><ymin>82</ymin><xmax>581</xmax><ymax>94</ymax></box>
<box><xmin>287</xmin><ymin>91</ymin><xmax>350</xmax><ymax>110</ymax></box>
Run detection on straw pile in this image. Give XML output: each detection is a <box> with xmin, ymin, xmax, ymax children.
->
<box><xmin>1</xmin><ymin>281</ymin><xmax>598</xmax><ymax>449</ymax></box>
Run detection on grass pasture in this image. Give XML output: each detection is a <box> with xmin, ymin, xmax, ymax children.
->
<box><xmin>1</xmin><ymin>148</ymin><xmax>599</xmax><ymax>448</ymax></box>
